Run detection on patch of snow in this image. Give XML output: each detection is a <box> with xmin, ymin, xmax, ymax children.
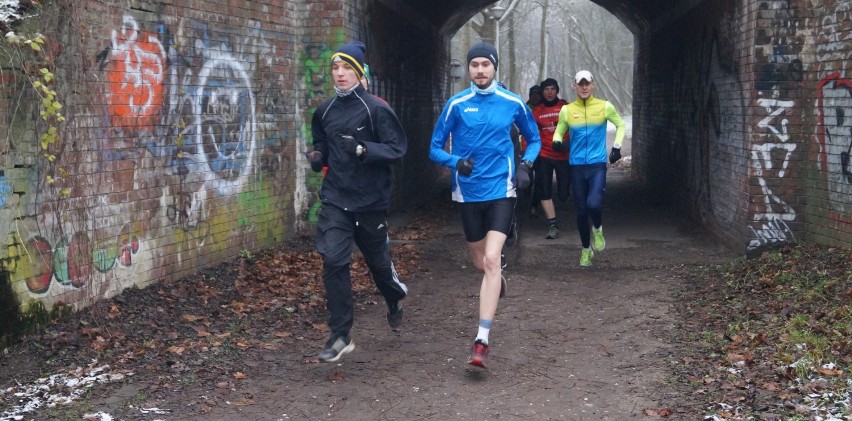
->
<box><xmin>0</xmin><ymin>361</ymin><xmax>132</xmax><ymax>421</ymax></box>
<box><xmin>1</xmin><ymin>0</ymin><xmax>22</xmax><ymax>25</ymax></box>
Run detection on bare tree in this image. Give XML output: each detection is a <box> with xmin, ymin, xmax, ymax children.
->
<box><xmin>451</xmin><ymin>0</ymin><xmax>633</xmax><ymax>113</ymax></box>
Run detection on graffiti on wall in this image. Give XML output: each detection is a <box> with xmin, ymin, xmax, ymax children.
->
<box><xmin>667</xmin><ymin>4</ymin><xmax>748</xmax><ymax>232</ymax></box>
<box><xmin>304</xmin><ymin>43</ymin><xmax>332</xmax><ymax>110</ymax></box>
<box><xmin>750</xmin><ymin>98</ymin><xmax>798</xmax><ymax>250</ymax></box>
<box><xmin>0</xmin><ymin>173</ymin><xmax>11</xmax><ymax>208</ymax></box>
<box><xmin>814</xmin><ymin>2</ymin><xmax>852</xmax><ymax>224</ymax></box>
<box><xmin>817</xmin><ymin>74</ymin><xmax>852</xmax><ymax>222</ymax></box>
<box><xmin>301</xmin><ymin>42</ymin><xmax>336</xmax><ymax>224</ymax></box>
<box><xmin>748</xmin><ymin>0</ymin><xmax>802</xmax><ymax>252</ymax></box>
<box><xmin>106</xmin><ymin>15</ymin><xmax>167</xmax><ymax>130</ymax></box>
<box><xmin>11</xmin><ymin>12</ymin><xmax>293</xmax><ymax>300</ymax></box>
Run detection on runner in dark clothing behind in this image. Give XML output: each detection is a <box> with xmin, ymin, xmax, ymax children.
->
<box><xmin>522</xmin><ymin>85</ymin><xmax>543</xmax><ymax>217</ymax></box>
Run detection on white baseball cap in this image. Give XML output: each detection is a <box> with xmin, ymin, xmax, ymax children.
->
<box><xmin>574</xmin><ymin>70</ymin><xmax>593</xmax><ymax>83</ymax></box>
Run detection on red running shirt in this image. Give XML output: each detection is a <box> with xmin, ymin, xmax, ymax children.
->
<box><xmin>533</xmin><ymin>99</ymin><xmax>569</xmax><ymax>160</ymax></box>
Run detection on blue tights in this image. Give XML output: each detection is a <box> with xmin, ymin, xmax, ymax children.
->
<box><xmin>570</xmin><ymin>163</ymin><xmax>607</xmax><ymax>248</ymax></box>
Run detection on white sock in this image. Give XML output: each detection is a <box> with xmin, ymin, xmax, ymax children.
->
<box><xmin>476</xmin><ymin>319</ymin><xmax>492</xmax><ymax>344</ymax></box>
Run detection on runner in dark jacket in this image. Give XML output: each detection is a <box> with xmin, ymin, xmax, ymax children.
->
<box><xmin>307</xmin><ymin>41</ymin><xmax>408</xmax><ymax>363</ymax></box>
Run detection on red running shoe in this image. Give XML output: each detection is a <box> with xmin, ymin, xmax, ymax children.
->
<box><xmin>467</xmin><ymin>339</ymin><xmax>489</xmax><ymax>368</ymax></box>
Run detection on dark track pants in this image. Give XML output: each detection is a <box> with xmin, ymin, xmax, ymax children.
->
<box><xmin>316</xmin><ymin>204</ymin><xmax>408</xmax><ymax>339</ymax></box>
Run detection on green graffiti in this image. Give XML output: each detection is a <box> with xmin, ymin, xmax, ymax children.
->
<box><xmin>52</xmin><ymin>238</ymin><xmax>69</xmax><ymax>284</ymax></box>
<box><xmin>303</xmin><ymin>43</ymin><xmax>333</xmax><ymax>108</ymax></box>
<box><xmin>302</xmin><ymin>30</ymin><xmax>344</xmax><ymax>226</ymax></box>
<box><xmin>92</xmin><ymin>242</ymin><xmax>118</xmax><ymax>273</ymax></box>
<box><xmin>237</xmin><ymin>174</ymin><xmax>274</xmax><ymax>228</ymax></box>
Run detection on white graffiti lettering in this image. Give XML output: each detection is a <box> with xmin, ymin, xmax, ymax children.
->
<box><xmin>748</xmin><ymin>217</ymin><xmax>795</xmax><ymax>250</ymax></box>
<box><xmin>750</xmin><ymin>73</ymin><xmax>797</xmax><ymax>250</ymax></box>
<box><xmin>757</xmin><ymin>99</ymin><xmax>795</xmax><ymax>142</ymax></box>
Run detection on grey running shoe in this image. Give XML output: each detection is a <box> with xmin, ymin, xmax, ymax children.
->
<box><xmin>546</xmin><ymin>225</ymin><xmax>559</xmax><ymax>239</ymax></box>
<box><xmin>387</xmin><ymin>300</ymin><xmax>403</xmax><ymax>329</ymax></box>
<box><xmin>318</xmin><ymin>336</ymin><xmax>355</xmax><ymax>362</ymax></box>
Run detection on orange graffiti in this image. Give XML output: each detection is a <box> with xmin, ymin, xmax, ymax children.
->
<box><xmin>106</xmin><ymin>15</ymin><xmax>166</xmax><ymax>129</ymax></box>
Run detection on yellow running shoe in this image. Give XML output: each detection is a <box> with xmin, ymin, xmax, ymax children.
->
<box><xmin>592</xmin><ymin>227</ymin><xmax>606</xmax><ymax>252</ymax></box>
<box><xmin>579</xmin><ymin>248</ymin><xmax>594</xmax><ymax>267</ymax></box>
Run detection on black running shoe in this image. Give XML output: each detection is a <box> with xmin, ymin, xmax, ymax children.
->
<box><xmin>318</xmin><ymin>335</ymin><xmax>354</xmax><ymax>362</ymax></box>
<box><xmin>387</xmin><ymin>300</ymin><xmax>403</xmax><ymax>329</ymax></box>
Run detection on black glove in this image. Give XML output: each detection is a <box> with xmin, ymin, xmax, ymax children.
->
<box><xmin>339</xmin><ymin>134</ymin><xmax>364</xmax><ymax>157</ymax></box>
<box><xmin>515</xmin><ymin>160</ymin><xmax>531</xmax><ymax>191</ymax></box>
<box><xmin>307</xmin><ymin>150</ymin><xmax>324</xmax><ymax>172</ymax></box>
<box><xmin>551</xmin><ymin>140</ymin><xmax>567</xmax><ymax>153</ymax></box>
<box><xmin>456</xmin><ymin>158</ymin><xmax>474</xmax><ymax>177</ymax></box>
<box><xmin>609</xmin><ymin>147</ymin><xmax>622</xmax><ymax>164</ymax></box>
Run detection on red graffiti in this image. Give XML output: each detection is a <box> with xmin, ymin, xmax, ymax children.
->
<box><xmin>106</xmin><ymin>15</ymin><xmax>166</xmax><ymax>129</ymax></box>
<box><xmin>25</xmin><ymin>236</ymin><xmax>53</xmax><ymax>294</ymax></box>
<box><xmin>816</xmin><ymin>72</ymin><xmax>852</xmax><ymax>224</ymax></box>
<box><xmin>67</xmin><ymin>231</ymin><xmax>92</xmax><ymax>288</ymax></box>
<box><xmin>118</xmin><ymin>225</ymin><xmax>140</xmax><ymax>267</ymax></box>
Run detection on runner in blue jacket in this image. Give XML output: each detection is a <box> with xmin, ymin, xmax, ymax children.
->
<box><xmin>429</xmin><ymin>42</ymin><xmax>541</xmax><ymax>368</ymax></box>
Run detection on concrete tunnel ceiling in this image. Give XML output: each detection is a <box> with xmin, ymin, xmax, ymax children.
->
<box><xmin>389</xmin><ymin>0</ymin><xmax>703</xmax><ymax>36</ymax></box>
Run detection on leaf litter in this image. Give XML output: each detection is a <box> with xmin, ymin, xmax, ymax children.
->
<box><xmin>0</xmin><ymin>226</ymin><xmax>427</xmax><ymax>420</ymax></box>
<box><xmin>662</xmin><ymin>243</ymin><xmax>851</xmax><ymax>420</ymax></box>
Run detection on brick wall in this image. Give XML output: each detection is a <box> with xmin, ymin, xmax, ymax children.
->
<box><xmin>0</xmin><ymin>0</ymin><xmax>322</xmax><ymax>324</ymax></box>
<box><xmin>633</xmin><ymin>0</ymin><xmax>851</xmax><ymax>253</ymax></box>
<box><xmin>802</xmin><ymin>0</ymin><xmax>852</xmax><ymax>247</ymax></box>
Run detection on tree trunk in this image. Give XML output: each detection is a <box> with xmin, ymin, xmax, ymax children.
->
<box><xmin>537</xmin><ymin>0</ymin><xmax>549</xmax><ymax>83</ymax></box>
<box><xmin>508</xmin><ymin>10</ymin><xmax>517</xmax><ymax>91</ymax></box>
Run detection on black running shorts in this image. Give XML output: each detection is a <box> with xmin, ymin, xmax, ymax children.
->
<box><xmin>458</xmin><ymin>198</ymin><xmax>516</xmax><ymax>242</ymax></box>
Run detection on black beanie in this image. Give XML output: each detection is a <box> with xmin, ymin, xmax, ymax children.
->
<box><xmin>529</xmin><ymin>85</ymin><xmax>542</xmax><ymax>95</ymax></box>
<box><xmin>332</xmin><ymin>41</ymin><xmax>367</xmax><ymax>77</ymax></box>
<box><xmin>467</xmin><ymin>41</ymin><xmax>498</xmax><ymax>69</ymax></box>
<box><xmin>540</xmin><ymin>78</ymin><xmax>559</xmax><ymax>93</ymax></box>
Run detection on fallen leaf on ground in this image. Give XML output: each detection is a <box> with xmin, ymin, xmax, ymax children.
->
<box><xmin>643</xmin><ymin>407</ymin><xmax>673</xmax><ymax>417</ymax></box>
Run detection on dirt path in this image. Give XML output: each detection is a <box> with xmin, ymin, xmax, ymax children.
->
<box><xmin>2</xmin><ymin>168</ymin><xmax>737</xmax><ymax>420</ymax></box>
<box><xmin>114</xmin><ymin>169</ymin><xmax>732</xmax><ymax>420</ymax></box>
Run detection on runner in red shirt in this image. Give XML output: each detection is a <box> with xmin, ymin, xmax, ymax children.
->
<box><xmin>533</xmin><ymin>78</ymin><xmax>570</xmax><ymax>239</ymax></box>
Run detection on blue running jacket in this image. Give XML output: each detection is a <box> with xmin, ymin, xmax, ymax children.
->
<box><xmin>430</xmin><ymin>85</ymin><xmax>541</xmax><ymax>203</ymax></box>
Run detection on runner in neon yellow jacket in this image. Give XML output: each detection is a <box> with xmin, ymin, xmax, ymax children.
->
<box><xmin>553</xmin><ymin>89</ymin><xmax>625</xmax><ymax>165</ymax></box>
<box><xmin>553</xmin><ymin>70</ymin><xmax>626</xmax><ymax>267</ymax></box>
